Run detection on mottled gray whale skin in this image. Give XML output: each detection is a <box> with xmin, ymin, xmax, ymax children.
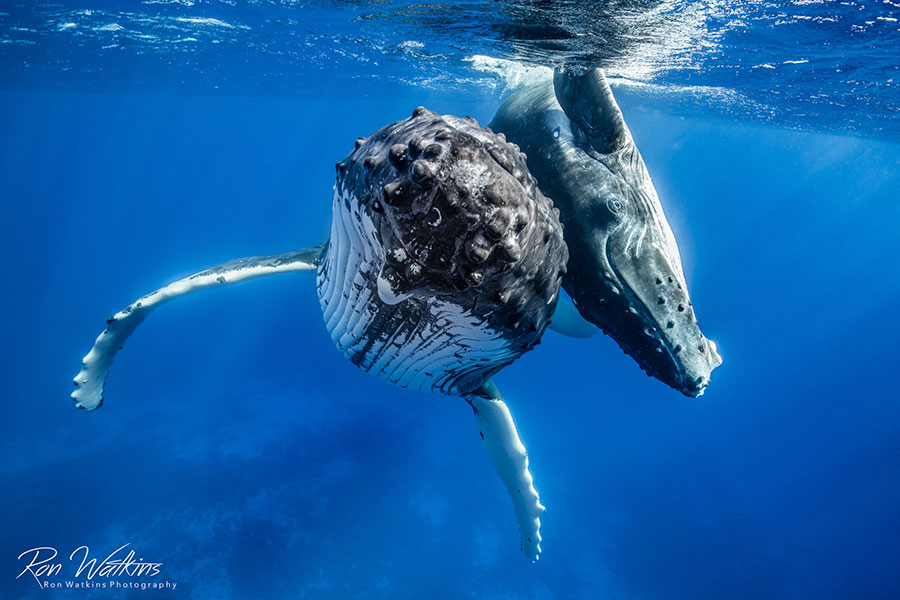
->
<box><xmin>319</xmin><ymin>107</ymin><xmax>568</xmax><ymax>396</ymax></box>
<box><xmin>490</xmin><ymin>66</ymin><xmax>721</xmax><ymax>396</ymax></box>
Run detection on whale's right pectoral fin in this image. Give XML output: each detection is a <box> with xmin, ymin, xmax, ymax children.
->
<box><xmin>72</xmin><ymin>244</ymin><xmax>327</xmax><ymax>411</ymax></box>
<box><xmin>467</xmin><ymin>380</ymin><xmax>544</xmax><ymax>562</ymax></box>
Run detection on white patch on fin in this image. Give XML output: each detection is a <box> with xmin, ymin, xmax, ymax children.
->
<box><xmin>468</xmin><ymin>380</ymin><xmax>544</xmax><ymax>562</ymax></box>
<box><xmin>71</xmin><ymin>245</ymin><xmax>325</xmax><ymax>411</ymax></box>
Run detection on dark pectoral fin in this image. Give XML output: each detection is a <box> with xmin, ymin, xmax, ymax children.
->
<box><xmin>552</xmin><ymin>66</ymin><xmax>628</xmax><ymax>154</ymax></box>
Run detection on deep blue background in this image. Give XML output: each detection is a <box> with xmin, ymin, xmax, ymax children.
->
<box><xmin>2</xmin><ymin>84</ymin><xmax>900</xmax><ymax>599</ymax></box>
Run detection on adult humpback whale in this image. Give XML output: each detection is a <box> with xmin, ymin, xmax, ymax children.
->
<box><xmin>489</xmin><ymin>66</ymin><xmax>722</xmax><ymax>396</ymax></box>
<box><xmin>73</xmin><ymin>108</ymin><xmax>566</xmax><ymax>561</ymax></box>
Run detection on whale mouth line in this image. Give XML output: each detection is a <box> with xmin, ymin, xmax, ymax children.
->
<box><xmin>604</xmin><ymin>234</ymin><xmax>687</xmax><ymax>392</ymax></box>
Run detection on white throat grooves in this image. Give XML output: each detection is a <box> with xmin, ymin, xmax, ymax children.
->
<box><xmin>317</xmin><ymin>188</ymin><xmax>519</xmax><ymax>395</ymax></box>
<box><xmin>318</xmin><ymin>187</ymin><xmax>381</xmax><ymax>353</ymax></box>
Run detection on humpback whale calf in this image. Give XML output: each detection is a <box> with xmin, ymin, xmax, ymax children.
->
<box><xmin>71</xmin><ymin>70</ymin><xmax>722</xmax><ymax>562</ymax></box>
<box><xmin>489</xmin><ymin>66</ymin><xmax>722</xmax><ymax>396</ymax></box>
<box><xmin>73</xmin><ymin>108</ymin><xmax>567</xmax><ymax>561</ymax></box>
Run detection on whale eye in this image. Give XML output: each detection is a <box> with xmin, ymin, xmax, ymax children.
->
<box><xmin>606</xmin><ymin>198</ymin><xmax>623</xmax><ymax>215</ymax></box>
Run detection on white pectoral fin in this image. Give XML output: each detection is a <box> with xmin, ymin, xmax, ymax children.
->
<box><xmin>549</xmin><ymin>295</ymin><xmax>599</xmax><ymax>338</ymax></box>
<box><xmin>467</xmin><ymin>380</ymin><xmax>544</xmax><ymax>561</ymax></box>
<box><xmin>71</xmin><ymin>244</ymin><xmax>326</xmax><ymax>411</ymax></box>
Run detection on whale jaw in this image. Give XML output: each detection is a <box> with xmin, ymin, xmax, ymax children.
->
<box><xmin>593</xmin><ymin>223</ymin><xmax>722</xmax><ymax>397</ymax></box>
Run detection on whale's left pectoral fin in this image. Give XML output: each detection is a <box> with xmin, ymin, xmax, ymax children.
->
<box><xmin>467</xmin><ymin>380</ymin><xmax>544</xmax><ymax>562</ymax></box>
<box><xmin>548</xmin><ymin>296</ymin><xmax>600</xmax><ymax>339</ymax></box>
<box><xmin>72</xmin><ymin>244</ymin><xmax>326</xmax><ymax>411</ymax></box>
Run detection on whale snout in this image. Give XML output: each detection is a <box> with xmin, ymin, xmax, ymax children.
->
<box><xmin>594</xmin><ymin>224</ymin><xmax>723</xmax><ymax>397</ymax></box>
<box><xmin>677</xmin><ymin>338</ymin><xmax>722</xmax><ymax>397</ymax></box>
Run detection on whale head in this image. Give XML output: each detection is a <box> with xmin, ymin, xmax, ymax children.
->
<box><xmin>317</xmin><ymin>107</ymin><xmax>568</xmax><ymax>395</ymax></box>
<box><xmin>551</xmin><ymin>67</ymin><xmax>722</xmax><ymax>396</ymax></box>
<box><xmin>572</xmin><ymin>164</ymin><xmax>723</xmax><ymax>397</ymax></box>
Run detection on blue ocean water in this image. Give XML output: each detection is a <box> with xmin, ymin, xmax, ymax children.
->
<box><xmin>2</xmin><ymin>1</ymin><xmax>900</xmax><ymax>599</ymax></box>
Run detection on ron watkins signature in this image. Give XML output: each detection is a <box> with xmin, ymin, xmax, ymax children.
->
<box><xmin>17</xmin><ymin>544</ymin><xmax>163</xmax><ymax>586</ymax></box>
